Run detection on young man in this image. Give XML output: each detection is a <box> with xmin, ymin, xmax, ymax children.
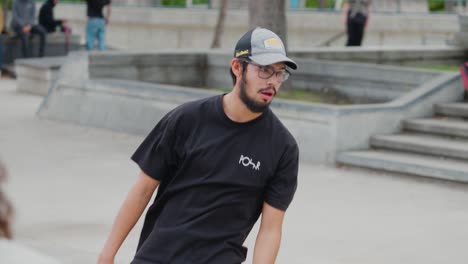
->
<box><xmin>10</xmin><ymin>0</ymin><xmax>47</xmax><ymax>58</ymax></box>
<box><xmin>85</xmin><ymin>0</ymin><xmax>111</xmax><ymax>51</ymax></box>
<box><xmin>343</xmin><ymin>0</ymin><xmax>372</xmax><ymax>46</ymax></box>
<box><xmin>98</xmin><ymin>27</ymin><xmax>299</xmax><ymax>264</ymax></box>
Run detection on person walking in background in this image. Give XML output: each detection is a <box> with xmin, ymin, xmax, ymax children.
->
<box><xmin>10</xmin><ymin>0</ymin><xmax>47</xmax><ymax>58</ymax></box>
<box><xmin>98</xmin><ymin>27</ymin><xmax>299</xmax><ymax>264</ymax></box>
<box><xmin>39</xmin><ymin>0</ymin><xmax>72</xmax><ymax>52</ymax></box>
<box><xmin>86</xmin><ymin>0</ymin><xmax>111</xmax><ymax>51</ymax></box>
<box><xmin>343</xmin><ymin>0</ymin><xmax>371</xmax><ymax>46</ymax></box>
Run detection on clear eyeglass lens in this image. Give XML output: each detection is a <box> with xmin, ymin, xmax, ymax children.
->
<box><xmin>258</xmin><ymin>66</ymin><xmax>289</xmax><ymax>82</ymax></box>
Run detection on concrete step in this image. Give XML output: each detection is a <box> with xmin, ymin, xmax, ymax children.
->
<box><xmin>371</xmin><ymin>133</ymin><xmax>468</xmax><ymax>160</ymax></box>
<box><xmin>403</xmin><ymin>118</ymin><xmax>468</xmax><ymax>138</ymax></box>
<box><xmin>336</xmin><ymin>150</ymin><xmax>468</xmax><ymax>183</ymax></box>
<box><xmin>434</xmin><ymin>102</ymin><xmax>468</xmax><ymax>118</ymax></box>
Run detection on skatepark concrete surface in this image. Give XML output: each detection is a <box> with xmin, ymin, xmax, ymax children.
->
<box><xmin>1</xmin><ymin>78</ymin><xmax>468</xmax><ymax>264</ymax></box>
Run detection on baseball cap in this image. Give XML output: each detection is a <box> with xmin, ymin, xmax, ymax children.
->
<box><xmin>234</xmin><ymin>27</ymin><xmax>297</xmax><ymax>70</ymax></box>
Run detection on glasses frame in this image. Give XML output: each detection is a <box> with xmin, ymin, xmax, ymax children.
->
<box><xmin>239</xmin><ymin>59</ymin><xmax>291</xmax><ymax>83</ymax></box>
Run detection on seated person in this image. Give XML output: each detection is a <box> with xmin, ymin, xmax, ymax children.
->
<box><xmin>39</xmin><ymin>0</ymin><xmax>70</xmax><ymax>33</ymax></box>
<box><xmin>10</xmin><ymin>0</ymin><xmax>47</xmax><ymax>58</ymax></box>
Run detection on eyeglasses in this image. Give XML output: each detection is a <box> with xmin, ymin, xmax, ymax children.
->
<box><xmin>241</xmin><ymin>60</ymin><xmax>291</xmax><ymax>83</ymax></box>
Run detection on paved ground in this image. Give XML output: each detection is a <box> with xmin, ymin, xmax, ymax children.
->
<box><xmin>1</xmin><ymin>78</ymin><xmax>468</xmax><ymax>264</ymax></box>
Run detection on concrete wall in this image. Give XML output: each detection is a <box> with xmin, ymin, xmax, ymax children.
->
<box><xmin>51</xmin><ymin>3</ymin><xmax>460</xmax><ymax>50</ymax></box>
<box><xmin>88</xmin><ymin>51</ymin><xmax>207</xmax><ymax>87</ymax></box>
<box><xmin>87</xmin><ymin>51</ymin><xmax>439</xmax><ymax>103</ymax></box>
<box><xmin>37</xmin><ymin>51</ymin><xmax>463</xmax><ymax>163</ymax></box>
<box><xmin>0</xmin><ymin>33</ymin><xmax>80</xmax><ymax>65</ymax></box>
<box><xmin>290</xmin><ymin>46</ymin><xmax>468</xmax><ymax>66</ymax></box>
<box><xmin>15</xmin><ymin>57</ymin><xmax>65</xmax><ymax>96</ymax></box>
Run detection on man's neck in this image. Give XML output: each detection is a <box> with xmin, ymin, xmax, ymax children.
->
<box><xmin>222</xmin><ymin>92</ymin><xmax>263</xmax><ymax>123</ymax></box>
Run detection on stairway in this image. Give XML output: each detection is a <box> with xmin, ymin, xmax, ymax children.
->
<box><xmin>336</xmin><ymin>102</ymin><xmax>468</xmax><ymax>183</ymax></box>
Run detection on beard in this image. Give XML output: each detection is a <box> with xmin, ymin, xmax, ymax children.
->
<box><xmin>239</xmin><ymin>74</ymin><xmax>276</xmax><ymax>113</ymax></box>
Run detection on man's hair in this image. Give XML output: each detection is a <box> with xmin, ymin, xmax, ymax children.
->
<box><xmin>0</xmin><ymin>161</ymin><xmax>13</xmax><ymax>239</ymax></box>
<box><xmin>230</xmin><ymin>59</ymin><xmax>249</xmax><ymax>85</ymax></box>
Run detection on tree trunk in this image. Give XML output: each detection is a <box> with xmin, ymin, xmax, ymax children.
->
<box><xmin>248</xmin><ymin>0</ymin><xmax>287</xmax><ymax>49</ymax></box>
<box><xmin>318</xmin><ymin>0</ymin><xmax>327</xmax><ymax>9</ymax></box>
<box><xmin>211</xmin><ymin>0</ymin><xmax>228</xmax><ymax>48</ymax></box>
<box><xmin>445</xmin><ymin>0</ymin><xmax>456</xmax><ymax>12</ymax></box>
<box><xmin>249</xmin><ymin>0</ymin><xmax>292</xmax><ymax>89</ymax></box>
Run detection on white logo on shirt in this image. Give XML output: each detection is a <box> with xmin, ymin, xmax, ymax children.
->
<box><xmin>239</xmin><ymin>155</ymin><xmax>261</xmax><ymax>171</ymax></box>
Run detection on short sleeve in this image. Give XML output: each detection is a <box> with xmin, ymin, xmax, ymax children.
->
<box><xmin>131</xmin><ymin>111</ymin><xmax>179</xmax><ymax>182</ymax></box>
<box><xmin>264</xmin><ymin>143</ymin><xmax>299</xmax><ymax>211</ymax></box>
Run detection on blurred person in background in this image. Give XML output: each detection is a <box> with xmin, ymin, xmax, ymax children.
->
<box><xmin>86</xmin><ymin>0</ymin><xmax>111</xmax><ymax>51</ymax></box>
<box><xmin>343</xmin><ymin>0</ymin><xmax>372</xmax><ymax>46</ymax></box>
<box><xmin>39</xmin><ymin>0</ymin><xmax>72</xmax><ymax>52</ymax></box>
<box><xmin>10</xmin><ymin>0</ymin><xmax>47</xmax><ymax>57</ymax></box>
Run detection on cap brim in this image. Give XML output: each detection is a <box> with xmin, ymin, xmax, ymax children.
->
<box><xmin>250</xmin><ymin>53</ymin><xmax>297</xmax><ymax>70</ymax></box>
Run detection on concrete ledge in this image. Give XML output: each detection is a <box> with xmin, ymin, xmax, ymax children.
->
<box><xmin>88</xmin><ymin>51</ymin><xmax>439</xmax><ymax>102</ymax></box>
<box><xmin>37</xmin><ymin>51</ymin><xmax>463</xmax><ymax>163</ymax></box>
<box><xmin>290</xmin><ymin>46</ymin><xmax>468</xmax><ymax>66</ymax></box>
<box><xmin>0</xmin><ymin>33</ymin><xmax>80</xmax><ymax>65</ymax></box>
<box><xmin>15</xmin><ymin>57</ymin><xmax>66</xmax><ymax>96</ymax></box>
<box><xmin>336</xmin><ymin>150</ymin><xmax>468</xmax><ymax>183</ymax></box>
<box><xmin>370</xmin><ymin>133</ymin><xmax>468</xmax><ymax>160</ymax></box>
<box><xmin>54</xmin><ymin>4</ymin><xmax>460</xmax><ymax>49</ymax></box>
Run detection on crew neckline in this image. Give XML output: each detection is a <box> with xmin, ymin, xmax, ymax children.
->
<box><xmin>216</xmin><ymin>94</ymin><xmax>269</xmax><ymax>127</ymax></box>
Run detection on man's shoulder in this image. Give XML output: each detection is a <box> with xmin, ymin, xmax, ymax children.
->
<box><xmin>166</xmin><ymin>95</ymin><xmax>219</xmax><ymax>121</ymax></box>
<box><xmin>268</xmin><ymin>110</ymin><xmax>298</xmax><ymax>147</ymax></box>
<box><xmin>174</xmin><ymin>95</ymin><xmax>219</xmax><ymax>113</ymax></box>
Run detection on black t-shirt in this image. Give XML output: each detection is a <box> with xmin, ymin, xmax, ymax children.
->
<box><xmin>86</xmin><ymin>0</ymin><xmax>110</xmax><ymax>18</ymax></box>
<box><xmin>39</xmin><ymin>0</ymin><xmax>62</xmax><ymax>33</ymax></box>
<box><xmin>131</xmin><ymin>95</ymin><xmax>299</xmax><ymax>264</ymax></box>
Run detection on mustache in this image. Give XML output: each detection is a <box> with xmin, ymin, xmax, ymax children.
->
<box><xmin>258</xmin><ymin>87</ymin><xmax>277</xmax><ymax>96</ymax></box>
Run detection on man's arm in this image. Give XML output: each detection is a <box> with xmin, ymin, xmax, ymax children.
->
<box><xmin>105</xmin><ymin>3</ymin><xmax>111</xmax><ymax>24</ymax></box>
<box><xmin>11</xmin><ymin>1</ymin><xmax>26</xmax><ymax>27</ymax></box>
<box><xmin>252</xmin><ymin>202</ymin><xmax>286</xmax><ymax>264</ymax></box>
<box><xmin>341</xmin><ymin>1</ymin><xmax>349</xmax><ymax>25</ymax></box>
<box><xmin>365</xmin><ymin>0</ymin><xmax>371</xmax><ymax>27</ymax></box>
<box><xmin>97</xmin><ymin>171</ymin><xmax>160</xmax><ymax>264</ymax></box>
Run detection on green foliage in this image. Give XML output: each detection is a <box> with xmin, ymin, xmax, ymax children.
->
<box><xmin>428</xmin><ymin>0</ymin><xmax>445</xmax><ymax>11</ymax></box>
<box><xmin>161</xmin><ymin>0</ymin><xmax>208</xmax><ymax>6</ymax></box>
<box><xmin>120</xmin><ymin>0</ymin><xmax>204</xmax><ymax>7</ymax></box>
<box><xmin>0</xmin><ymin>0</ymin><xmax>12</xmax><ymax>9</ymax></box>
<box><xmin>305</xmin><ymin>0</ymin><xmax>335</xmax><ymax>9</ymax></box>
<box><xmin>162</xmin><ymin>0</ymin><xmax>186</xmax><ymax>6</ymax></box>
<box><xmin>417</xmin><ymin>65</ymin><xmax>459</xmax><ymax>72</ymax></box>
<box><xmin>278</xmin><ymin>88</ymin><xmax>352</xmax><ymax>104</ymax></box>
<box><xmin>427</xmin><ymin>0</ymin><xmax>468</xmax><ymax>12</ymax></box>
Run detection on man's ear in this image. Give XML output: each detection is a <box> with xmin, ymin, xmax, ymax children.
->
<box><xmin>231</xmin><ymin>59</ymin><xmax>243</xmax><ymax>79</ymax></box>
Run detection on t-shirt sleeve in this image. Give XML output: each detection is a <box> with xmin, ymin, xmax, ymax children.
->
<box><xmin>264</xmin><ymin>143</ymin><xmax>299</xmax><ymax>211</ymax></box>
<box><xmin>131</xmin><ymin>111</ymin><xmax>179</xmax><ymax>182</ymax></box>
